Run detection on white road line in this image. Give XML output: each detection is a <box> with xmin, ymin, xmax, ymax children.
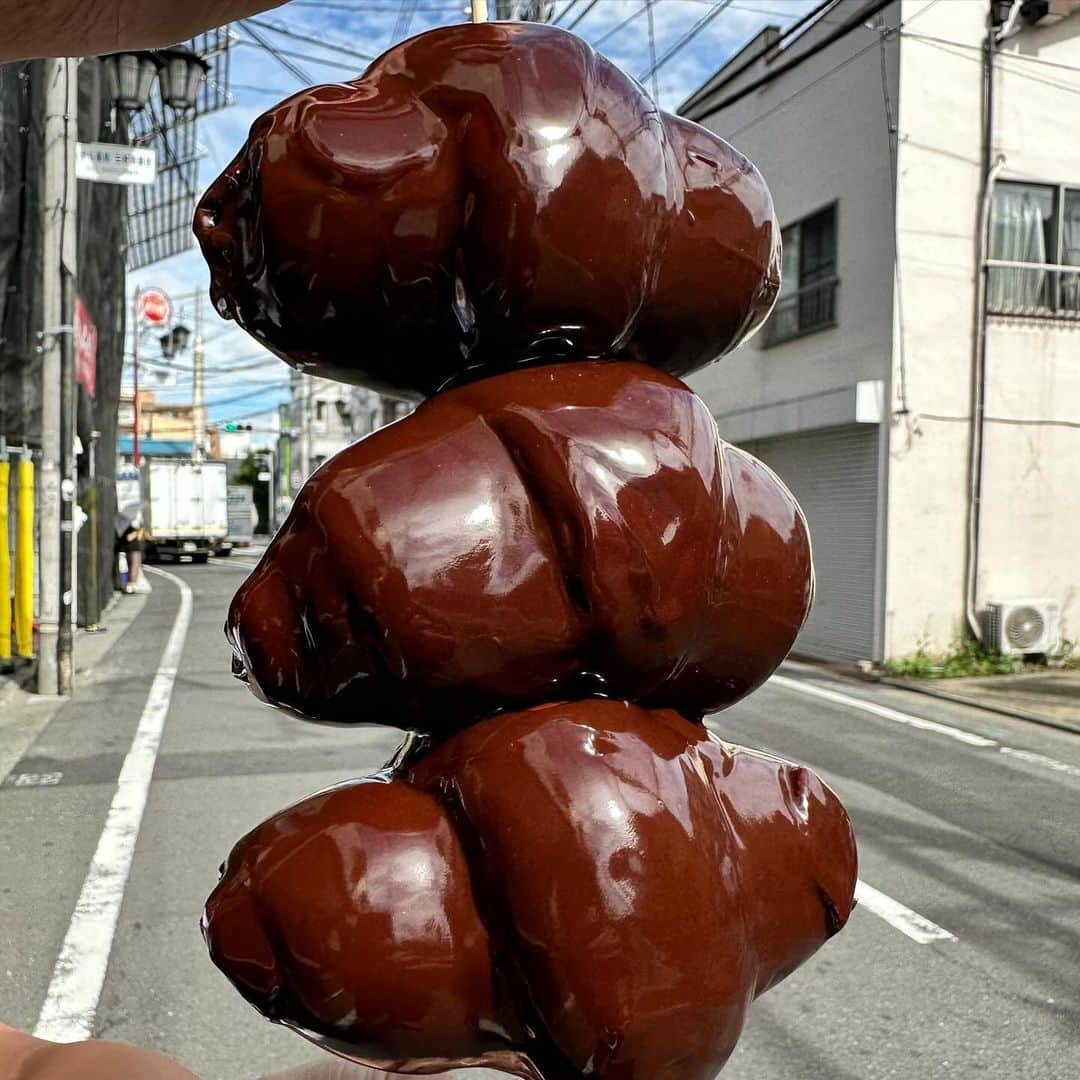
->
<box><xmin>773</xmin><ymin>673</ymin><xmax>1080</xmax><ymax>780</ymax></box>
<box><xmin>770</xmin><ymin>674</ymin><xmax>998</xmax><ymax>748</ymax></box>
<box><xmin>855</xmin><ymin>880</ymin><xmax>957</xmax><ymax>944</ymax></box>
<box><xmin>998</xmin><ymin>746</ymin><xmax>1080</xmax><ymax>779</ymax></box>
<box><xmin>34</xmin><ymin>567</ymin><xmax>193</xmax><ymax>1043</ymax></box>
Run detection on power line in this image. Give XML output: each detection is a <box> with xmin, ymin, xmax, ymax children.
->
<box><xmin>908</xmin><ymin>34</ymin><xmax>1080</xmax><ymax>98</ymax></box>
<box><xmin>553</xmin><ymin>1</ymin><xmax>584</xmax><ymax>26</ymax></box>
<box><xmin>724</xmin><ymin>0</ymin><xmax>944</xmax><ymax>138</ymax></box>
<box><xmin>205</xmin><ymin>384</ymin><xmax>292</xmax><ymax>411</ymax></box>
<box><xmin>286</xmin><ymin>0</ymin><xmax>463</xmax><ymax>8</ymax></box>
<box><xmin>679</xmin><ymin>0</ymin><xmax>838</xmax><ymax>114</ymax></box>
<box><xmin>903</xmin><ymin>31</ymin><xmax>1080</xmax><ymax>77</ymax></box>
<box><xmin>645</xmin><ymin>0</ymin><xmax>659</xmax><ymax>101</ymax></box>
<box><xmin>566</xmin><ymin>0</ymin><xmax>600</xmax><ymax>32</ymax></box>
<box><xmin>245</xmin><ymin>16</ymin><xmax>375</xmax><ymax>63</ymax></box>
<box><xmin>639</xmin><ymin>0</ymin><xmax>736</xmax><ymax>84</ymax></box>
<box><xmin>592</xmin><ymin>3</ymin><xmax>649</xmax><ymax>49</ymax></box>
<box><xmin>233</xmin><ymin>38</ymin><xmax>360</xmax><ymax>75</ymax></box>
<box><xmin>392</xmin><ymin>0</ymin><xmax>422</xmax><ymax>43</ymax></box>
<box><xmin>231</xmin><ymin>83</ymin><xmax>295</xmax><ymax>96</ymax></box>
<box><xmin>238</xmin><ymin>21</ymin><xmax>314</xmax><ymax>84</ymax></box>
<box><xmin>692</xmin><ymin>0</ymin><xmax>898</xmax><ymax>121</ymax></box>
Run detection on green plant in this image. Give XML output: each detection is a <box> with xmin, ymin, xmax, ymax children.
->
<box><xmin>883</xmin><ymin>648</ymin><xmax>939</xmax><ymax>678</ymax></box>
<box><xmin>884</xmin><ymin>636</ymin><xmax>1022</xmax><ymax>679</ymax></box>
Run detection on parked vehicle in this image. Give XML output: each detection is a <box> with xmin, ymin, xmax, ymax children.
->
<box><xmin>142</xmin><ymin>459</ymin><xmax>231</xmax><ymax>563</ymax></box>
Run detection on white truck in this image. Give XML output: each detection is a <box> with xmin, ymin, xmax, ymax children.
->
<box><xmin>142</xmin><ymin>459</ymin><xmax>231</xmax><ymax>563</ymax></box>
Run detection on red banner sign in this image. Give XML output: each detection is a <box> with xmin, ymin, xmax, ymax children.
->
<box><xmin>74</xmin><ymin>297</ymin><xmax>97</xmax><ymax>398</ymax></box>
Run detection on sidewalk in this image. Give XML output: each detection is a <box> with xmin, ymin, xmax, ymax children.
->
<box><xmin>881</xmin><ymin>669</ymin><xmax>1080</xmax><ymax>735</ymax></box>
<box><xmin>0</xmin><ymin>590</ymin><xmax>149</xmax><ymax>783</ymax></box>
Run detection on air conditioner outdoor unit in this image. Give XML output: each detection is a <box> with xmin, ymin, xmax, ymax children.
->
<box><xmin>982</xmin><ymin>600</ymin><xmax>1061</xmax><ymax>656</ymax></box>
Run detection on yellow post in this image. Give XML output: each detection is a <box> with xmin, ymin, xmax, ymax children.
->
<box><xmin>15</xmin><ymin>456</ymin><xmax>34</xmax><ymax>658</ymax></box>
<box><xmin>0</xmin><ymin>458</ymin><xmax>10</xmax><ymax>663</ymax></box>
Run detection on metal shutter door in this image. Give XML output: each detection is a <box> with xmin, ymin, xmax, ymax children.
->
<box><xmin>743</xmin><ymin>426</ymin><xmax>878</xmax><ymax>663</ymax></box>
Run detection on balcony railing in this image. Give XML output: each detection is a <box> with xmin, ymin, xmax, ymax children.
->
<box><xmin>986</xmin><ymin>259</ymin><xmax>1080</xmax><ymax>320</ymax></box>
<box><xmin>762</xmin><ymin>277</ymin><xmax>838</xmax><ymax>347</ymax></box>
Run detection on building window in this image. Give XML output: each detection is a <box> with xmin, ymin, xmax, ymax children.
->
<box><xmin>988</xmin><ymin>181</ymin><xmax>1080</xmax><ymax>318</ymax></box>
<box><xmin>763</xmin><ymin>203</ymin><xmax>838</xmax><ymax>347</ymax></box>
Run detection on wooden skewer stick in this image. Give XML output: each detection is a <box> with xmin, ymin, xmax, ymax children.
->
<box><xmin>471</xmin><ymin>0</ymin><xmax>489</xmax><ymax>22</ymax></box>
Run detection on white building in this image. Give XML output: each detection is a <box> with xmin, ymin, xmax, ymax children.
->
<box><xmin>284</xmin><ymin>372</ymin><xmax>413</xmax><ymax>493</ymax></box>
<box><xmin>681</xmin><ymin>0</ymin><xmax>1079</xmax><ymax>665</ymax></box>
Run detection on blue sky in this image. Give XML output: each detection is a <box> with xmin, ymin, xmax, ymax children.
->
<box><xmin>130</xmin><ymin>0</ymin><xmax>820</xmax><ymax>424</ymax></box>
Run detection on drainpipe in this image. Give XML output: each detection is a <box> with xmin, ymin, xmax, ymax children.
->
<box><xmin>965</xmin><ymin>13</ymin><xmax>1007</xmax><ymax>642</ymax></box>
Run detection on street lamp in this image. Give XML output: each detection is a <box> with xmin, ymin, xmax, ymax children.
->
<box><xmin>159</xmin><ymin>323</ymin><xmax>192</xmax><ymax>358</ymax></box>
<box><xmin>100</xmin><ymin>50</ymin><xmax>161</xmax><ymax>112</ymax></box>
<box><xmin>155</xmin><ymin>46</ymin><xmax>211</xmax><ymax>112</ymax></box>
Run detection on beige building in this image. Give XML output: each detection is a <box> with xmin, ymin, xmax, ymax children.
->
<box><xmin>682</xmin><ymin>0</ymin><xmax>1079</xmax><ymax>664</ymax></box>
<box><xmin>118</xmin><ymin>389</ymin><xmax>208</xmax><ymax>446</ymax></box>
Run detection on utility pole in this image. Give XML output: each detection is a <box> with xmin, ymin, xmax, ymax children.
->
<box><xmin>132</xmin><ymin>287</ymin><xmax>142</xmax><ymax>463</ymax></box>
<box><xmin>39</xmin><ymin>57</ymin><xmax>78</xmax><ymax>697</ymax></box>
<box><xmin>192</xmin><ymin>291</ymin><xmax>206</xmax><ymax>462</ymax></box>
<box><xmin>301</xmin><ymin>372</ymin><xmax>313</xmax><ymax>481</ymax></box>
<box><xmin>472</xmin><ymin>0</ymin><xmax>489</xmax><ymax>22</ymax></box>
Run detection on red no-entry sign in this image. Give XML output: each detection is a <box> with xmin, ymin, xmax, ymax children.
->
<box><xmin>139</xmin><ymin>288</ymin><xmax>171</xmax><ymax>326</ymax></box>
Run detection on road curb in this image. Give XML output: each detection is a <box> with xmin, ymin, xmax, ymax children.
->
<box><xmin>878</xmin><ymin>676</ymin><xmax>1080</xmax><ymax>738</ymax></box>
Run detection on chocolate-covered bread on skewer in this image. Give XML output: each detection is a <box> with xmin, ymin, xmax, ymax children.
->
<box><xmin>193</xmin><ymin>20</ymin><xmax>856</xmax><ymax>1080</ymax></box>
<box><xmin>205</xmin><ymin>701</ymin><xmax>856</xmax><ymax>1080</ymax></box>
<box><xmin>226</xmin><ymin>362</ymin><xmax>812</xmax><ymax>733</ymax></box>
<box><xmin>195</xmin><ymin>22</ymin><xmax>780</xmax><ymax>397</ymax></box>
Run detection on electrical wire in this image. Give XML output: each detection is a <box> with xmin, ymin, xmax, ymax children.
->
<box><xmin>553</xmin><ymin>1</ymin><xmax>584</xmax><ymax>27</ymax></box>
<box><xmin>204</xmin><ymin>384</ymin><xmax>292</xmax><ymax>411</ymax></box>
<box><xmin>905</xmin><ymin>30</ymin><xmax>1080</xmax><ymax>76</ymax></box>
<box><xmin>392</xmin><ymin>0</ymin><xmax>422</xmax><ymax>43</ymax></box>
<box><xmin>691</xmin><ymin>0</ymin><xmax>904</xmax><ymax>119</ymax></box>
<box><xmin>239</xmin><ymin>21</ymin><xmax>315</xmax><ymax>83</ymax></box>
<box><xmin>245</xmin><ymin>16</ymin><xmax>375</xmax><ymax>63</ymax></box>
<box><xmin>565</xmin><ymin>0</ymin><xmax>600</xmax><ymax>32</ymax></box>
<box><xmin>639</xmin><ymin>0</ymin><xmax>736</xmax><ymax>84</ymax></box>
<box><xmin>679</xmin><ymin>0</ymin><xmax>839</xmax><ymax>115</ymax></box>
<box><xmin>723</xmin><ymin>0</ymin><xmax>945</xmax><ymax>138</ymax></box>
<box><xmin>904</xmin><ymin>33</ymin><xmax>1080</xmax><ymax>99</ymax></box>
<box><xmin>286</xmin><ymin>0</ymin><xmax>463</xmax><ymax>9</ymax></box>
<box><xmin>917</xmin><ymin>414</ymin><xmax>1080</xmax><ymax>431</ymax></box>
<box><xmin>591</xmin><ymin>4</ymin><xmax>649</xmax><ymax>49</ymax></box>
<box><xmin>645</xmin><ymin>0</ymin><xmax>659</xmax><ymax>101</ymax></box>
<box><xmin>231</xmin><ymin>83</ymin><xmax>295</xmax><ymax>96</ymax></box>
<box><xmin>233</xmin><ymin>38</ymin><xmax>358</xmax><ymax>76</ymax></box>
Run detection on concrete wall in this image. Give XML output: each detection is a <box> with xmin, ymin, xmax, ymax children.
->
<box><xmin>688</xmin><ymin>0</ymin><xmax>900</xmax><ymax>428</ymax></box>
<box><xmin>887</xmin><ymin>0</ymin><xmax>1080</xmax><ymax>657</ymax></box>
<box><xmin>978</xmin><ymin>14</ymin><xmax>1080</xmax><ymax>640</ymax></box>
<box><xmin>885</xmin><ymin>0</ymin><xmax>987</xmax><ymax>657</ymax></box>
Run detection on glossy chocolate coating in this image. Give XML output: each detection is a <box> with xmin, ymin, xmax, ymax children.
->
<box><xmin>226</xmin><ymin>362</ymin><xmax>812</xmax><ymax>733</ymax></box>
<box><xmin>194</xmin><ymin>22</ymin><xmax>780</xmax><ymax>398</ymax></box>
<box><xmin>203</xmin><ymin>700</ymin><xmax>858</xmax><ymax>1079</ymax></box>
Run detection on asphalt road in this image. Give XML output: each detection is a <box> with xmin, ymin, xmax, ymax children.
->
<box><xmin>1</xmin><ymin>557</ymin><xmax>1078</xmax><ymax>1079</ymax></box>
